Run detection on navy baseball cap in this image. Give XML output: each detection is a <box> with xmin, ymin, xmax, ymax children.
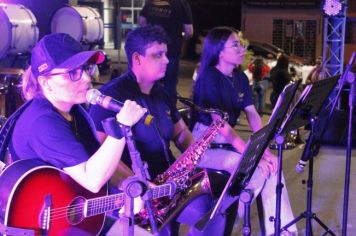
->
<box><xmin>31</xmin><ymin>33</ymin><xmax>104</xmax><ymax>77</ymax></box>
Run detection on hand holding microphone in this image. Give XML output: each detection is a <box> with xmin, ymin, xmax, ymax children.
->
<box><xmin>87</xmin><ymin>89</ymin><xmax>154</xmax><ymax>126</ymax></box>
<box><xmin>116</xmin><ymin>100</ymin><xmax>147</xmax><ymax>127</ymax></box>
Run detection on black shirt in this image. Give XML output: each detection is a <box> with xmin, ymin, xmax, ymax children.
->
<box><xmin>89</xmin><ymin>71</ymin><xmax>181</xmax><ymax>179</ymax></box>
<box><xmin>140</xmin><ymin>0</ymin><xmax>193</xmax><ymax>57</ymax></box>
<box><xmin>193</xmin><ymin>67</ymin><xmax>253</xmax><ymax>127</ymax></box>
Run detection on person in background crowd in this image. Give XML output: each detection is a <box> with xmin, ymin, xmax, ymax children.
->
<box><xmin>248</xmin><ymin>56</ymin><xmax>270</xmax><ymax>115</ymax></box>
<box><xmin>90</xmin><ymin>25</ymin><xmax>223</xmax><ymax>236</ymax></box>
<box><xmin>138</xmin><ymin>0</ymin><xmax>194</xmax><ymax>102</ymax></box>
<box><xmin>270</xmin><ymin>54</ymin><xmax>291</xmax><ymax>108</ymax></box>
<box><xmin>192</xmin><ymin>26</ymin><xmax>297</xmax><ymax>236</ymax></box>
<box><xmin>9</xmin><ymin>33</ymin><xmax>148</xmax><ymax>235</ymax></box>
<box><xmin>306</xmin><ymin>56</ymin><xmax>324</xmax><ymax>85</ymax></box>
<box><xmin>289</xmin><ymin>66</ymin><xmax>300</xmax><ymax>82</ymax></box>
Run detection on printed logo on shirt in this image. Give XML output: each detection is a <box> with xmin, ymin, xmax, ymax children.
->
<box><xmin>166</xmin><ymin>109</ymin><xmax>171</xmax><ymax>117</ymax></box>
<box><xmin>151</xmin><ymin>1</ymin><xmax>171</xmax><ymax>18</ymax></box>
<box><xmin>237</xmin><ymin>92</ymin><xmax>245</xmax><ymax>102</ymax></box>
<box><xmin>153</xmin><ymin>0</ymin><xmax>170</xmax><ymax>6</ymax></box>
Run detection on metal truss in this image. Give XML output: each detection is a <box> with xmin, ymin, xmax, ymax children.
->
<box><xmin>322</xmin><ymin>1</ymin><xmax>347</xmax><ymax>77</ymax></box>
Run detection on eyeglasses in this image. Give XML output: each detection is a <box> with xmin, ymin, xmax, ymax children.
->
<box><xmin>224</xmin><ymin>42</ymin><xmax>247</xmax><ymax>52</ymax></box>
<box><xmin>47</xmin><ymin>64</ymin><xmax>96</xmax><ymax>81</ymax></box>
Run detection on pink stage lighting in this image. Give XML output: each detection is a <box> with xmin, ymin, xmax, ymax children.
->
<box><xmin>322</xmin><ymin>0</ymin><xmax>343</xmax><ymax>16</ymax></box>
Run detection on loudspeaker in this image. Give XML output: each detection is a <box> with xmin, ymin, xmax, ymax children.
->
<box><xmin>319</xmin><ymin>108</ymin><xmax>356</xmax><ymax>147</ymax></box>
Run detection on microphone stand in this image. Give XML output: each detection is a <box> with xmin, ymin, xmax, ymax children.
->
<box><xmin>121</xmin><ymin>125</ymin><xmax>159</xmax><ymax>236</ymax></box>
<box><xmin>282</xmin><ymin>53</ymin><xmax>356</xmax><ymax>235</ymax></box>
<box><xmin>281</xmin><ymin>115</ymin><xmax>336</xmax><ymax>236</ymax></box>
<box><xmin>272</xmin><ymin>132</ymin><xmax>285</xmax><ymax>236</ymax></box>
<box><xmin>342</xmin><ymin>67</ymin><xmax>355</xmax><ymax>236</ymax></box>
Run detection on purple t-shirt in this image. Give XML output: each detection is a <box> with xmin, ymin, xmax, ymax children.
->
<box><xmin>10</xmin><ymin>97</ymin><xmax>99</xmax><ymax>169</ymax></box>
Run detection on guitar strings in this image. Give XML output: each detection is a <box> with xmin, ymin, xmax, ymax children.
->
<box><xmin>48</xmin><ymin>183</ymin><xmax>172</xmax><ymax>221</ymax></box>
<box><xmin>49</xmin><ymin>194</ymin><xmax>125</xmax><ymax>221</ymax></box>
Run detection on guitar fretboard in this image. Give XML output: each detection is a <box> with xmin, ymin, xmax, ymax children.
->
<box><xmin>86</xmin><ymin>183</ymin><xmax>173</xmax><ymax>217</ymax></box>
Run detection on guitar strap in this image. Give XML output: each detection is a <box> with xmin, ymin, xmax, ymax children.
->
<box><xmin>0</xmin><ymin>100</ymin><xmax>33</xmax><ymax>164</ymax></box>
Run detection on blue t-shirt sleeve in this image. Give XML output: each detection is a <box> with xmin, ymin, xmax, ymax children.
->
<box><xmin>29</xmin><ymin>115</ymin><xmax>89</xmax><ymax>169</ymax></box>
<box><xmin>169</xmin><ymin>101</ymin><xmax>181</xmax><ymax>124</ymax></box>
<box><xmin>239</xmin><ymin>71</ymin><xmax>254</xmax><ymax>109</ymax></box>
<box><xmin>162</xmin><ymin>89</ymin><xmax>181</xmax><ymax>124</ymax></box>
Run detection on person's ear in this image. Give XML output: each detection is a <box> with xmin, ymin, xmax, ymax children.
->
<box><xmin>133</xmin><ymin>52</ymin><xmax>141</xmax><ymax>65</ymax></box>
<box><xmin>38</xmin><ymin>76</ymin><xmax>52</xmax><ymax>92</ymax></box>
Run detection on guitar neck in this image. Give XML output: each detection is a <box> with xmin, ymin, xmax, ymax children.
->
<box><xmin>85</xmin><ymin>182</ymin><xmax>173</xmax><ymax>217</ymax></box>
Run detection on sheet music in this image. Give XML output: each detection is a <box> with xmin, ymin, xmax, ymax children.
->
<box><xmin>280</xmin><ymin>76</ymin><xmax>339</xmax><ymax>134</ymax></box>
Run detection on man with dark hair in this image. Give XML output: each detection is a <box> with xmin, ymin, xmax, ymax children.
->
<box><xmin>138</xmin><ymin>0</ymin><xmax>194</xmax><ymax>101</ymax></box>
<box><xmin>90</xmin><ymin>25</ymin><xmax>221</xmax><ymax>235</ymax></box>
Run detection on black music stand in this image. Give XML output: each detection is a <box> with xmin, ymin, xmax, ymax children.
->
<box><xmin>276</xmin><ymin>76</ymin><xmax>339</xmax><ymax>236</ymax></box>
<box><xmin>195</xmin><ymin>81</ymin><xmax>301</xmax><ymax>235</ymax></box>
<box><xmin>195</xmin><ymin>122</ymin><xmax>276</xmax><ymax>235</ymax></box>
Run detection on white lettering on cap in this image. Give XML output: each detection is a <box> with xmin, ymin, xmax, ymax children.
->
<box><xmin>38</xmin><ymin>63</ymin><xmax>48</xmax><ymax>73</ymax></box>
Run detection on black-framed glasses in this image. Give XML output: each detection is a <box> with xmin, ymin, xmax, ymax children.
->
<box><xmin>47</xmin><ymin>64</ymin><xmax>96</xmax><ymax>81</ymax></box>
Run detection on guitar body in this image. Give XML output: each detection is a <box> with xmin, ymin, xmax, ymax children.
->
<box><xmin>0</xmin><ymin>159</ymin><xmax>107</xmax><ymax>236</ymax></box>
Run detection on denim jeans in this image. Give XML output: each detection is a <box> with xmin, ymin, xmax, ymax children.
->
<box><xmin>252</xmin><ymin>81</ymin><xmax>266</xmax><ymax>113</ymax></box>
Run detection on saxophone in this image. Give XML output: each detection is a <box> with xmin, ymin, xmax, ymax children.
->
<box><xmin>137</xmin><ymin>109</ymin><xmax>228</xmax><ymax>230</ymax></box>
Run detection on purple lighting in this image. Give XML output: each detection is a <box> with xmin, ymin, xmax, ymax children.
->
<box><xmin>323</xmin><ymin>0</ymin><xmax>343</xmax><ymax>16</ymax></box>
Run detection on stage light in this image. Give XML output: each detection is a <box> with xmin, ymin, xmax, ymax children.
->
<box><xmin>322</xmin><ymin>0</ymin><xmax>344</xmax><ymax>16</ymax></box>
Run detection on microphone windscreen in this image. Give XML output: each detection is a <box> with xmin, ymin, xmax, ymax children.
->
<box><xmin>86</xmin><ymin>89</ymin><xmax>102</xmax><ymax>105</ymax></box>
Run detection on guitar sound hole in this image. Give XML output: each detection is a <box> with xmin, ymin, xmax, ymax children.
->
<box><xmin>67</xmin><ymin>196</ymin><xmax>85</xmax><ymax>225</ymax></box>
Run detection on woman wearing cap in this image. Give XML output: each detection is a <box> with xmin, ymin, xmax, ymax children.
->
<box><xmin>9</xmin><ymin>33</ymin><xmax>148</xmax><ymax>235</ymax></box>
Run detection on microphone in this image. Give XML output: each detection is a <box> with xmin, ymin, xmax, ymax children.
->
<box><xmin>295</xmin><ymin>160</ymin><xmax>307</xmax><ymax>174</ymax></box>
<box><xmin>295</xmin><ymin>132</ymin><xmax>320</xmax><ymax>174</ymax></box>
<box><xmin>86</xmin><ymin>89</ymin><xmax>153</xmax><ymax>126</ymax></box>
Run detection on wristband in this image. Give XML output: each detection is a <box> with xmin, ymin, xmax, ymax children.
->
<box><xmin>101</xmin><ymin>117</ymin><xmax>126</xmax><ymax>139</ymax></box>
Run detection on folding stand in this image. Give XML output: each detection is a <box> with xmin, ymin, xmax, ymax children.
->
<box><xmin>275</xmin><ymin>76</ymin><xmax>339</xmax><ymax>236</ymax></box>
<box><xmin>195</xmin><ymin>121</ymin><xmax>280</xmax><ymax>234</ymax></box>
<box><xmin>194</xmin><ymin>80</ymin><xmax>301</xmax><ymax>235</ymax></box>
<box><xmin>239</xmin><ymin>189</ymin><xmax>254</xmax><ymax>236</ymax></box>
<box><xmin>257</xmin><ymin>80</ymin><xmax>302</xmax><ymax>235</ymax></box>
<box><xmin>121</xmin><ymin>125</ymin><xmax>159</xmax><ymax>236</ymax></box>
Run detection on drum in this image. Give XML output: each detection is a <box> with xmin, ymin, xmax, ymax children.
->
<box><xmin>0</xmin><ymin>3</ymin><xmax>39</xmax><ymax>59</ymax></box>
<box><xmin>51</xmin><ymin>6</ymin><xmax>104</xmax><ymax>44</ymax></box>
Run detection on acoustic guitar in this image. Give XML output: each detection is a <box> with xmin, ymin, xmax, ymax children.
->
<box><xmin>0</xmin><ymin>159</ymin><xmax>175</xmax><ymax>236</ymax></box>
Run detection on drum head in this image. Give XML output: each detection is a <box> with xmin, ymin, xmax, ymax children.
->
<box><xmin>0</xmin><ymin>8</ymin><xmax>11</xmax><ymax>58</ymax></box>
<box><xmin>51</xmin><ymin>7</ymin><xmax>83</xmax><ymax>42</ymax></box>
<box><xmin>0</xmin><ymin>4</ymin><xmax>38</xmax><ymax>59</ymax></box>
<box><xmin>51</xmin><ymin>6</ymin><xmax>103</xmax><ymax>43</ymax></box>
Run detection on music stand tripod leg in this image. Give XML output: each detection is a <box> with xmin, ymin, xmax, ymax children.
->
<box><xmin>240</xmin><ymin>189</ymin><xmax>254</xmax><ymax>236</ymax></box>
<box><xmin>121</xmin><ymin>176</ymin><xmax>146</xmax><ymax>236</ymax></box>
<box><xmin>273</xmin><ymin>134</ymin><xmax>285</xmax><ymax>236</ymax></box>
<box><xmin>281</xmin><ymin>117</ymin><xmax>336</xmax><ymax>236</ymax></box>
<box><xmin>341</xmin><ymin>71</ymin><xmax>355</xmax><ymax>236</ymax></box>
